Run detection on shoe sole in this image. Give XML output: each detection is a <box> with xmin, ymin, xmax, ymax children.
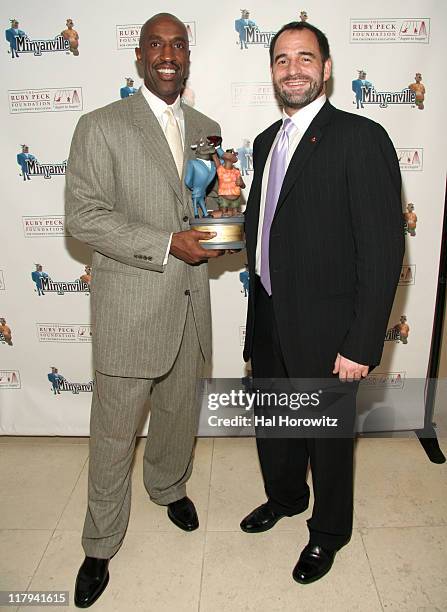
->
<box><xmin>167</xmin><ymin>509</ymin><xmax>199</xmax><ymax>532</ymax></box>
<box><xmin>74</xmin><ymin>572</ymin><xmax>109</xmax><ymax>608</ymax></box>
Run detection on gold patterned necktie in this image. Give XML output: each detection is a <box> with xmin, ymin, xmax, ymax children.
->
<box><xmin>163</xmin><ymin>107</ymin><xmax>183</xmax><ymax>177</ymax></box>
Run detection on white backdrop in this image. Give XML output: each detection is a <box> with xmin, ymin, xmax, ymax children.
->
<box><xmin>0</xmin><ymin>0</ymin><xmax>446</xmax><ymax>434</ymax></box>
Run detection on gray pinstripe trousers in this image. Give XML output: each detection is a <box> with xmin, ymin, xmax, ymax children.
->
<box><xmin>82</xmin><ymin>303</ymin><xmax>204</xmax><ymax>558</ymax></box>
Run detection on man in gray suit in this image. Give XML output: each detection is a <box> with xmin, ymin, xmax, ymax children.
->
<box><xmin>66</xmin><ymin>13</ymin><xmax>221</xmax><ymax>608</ymax></box>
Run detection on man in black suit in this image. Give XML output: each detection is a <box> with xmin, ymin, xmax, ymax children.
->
<box><xmin>240</xmin><ymin>21</ymin><xmax>404</xmax><ymax>584</ymax></box>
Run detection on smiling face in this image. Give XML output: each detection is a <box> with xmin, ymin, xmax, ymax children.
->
<box><xmin>135</xmin><ymin>15</ymin><xmax>190</xmax><ymax>105</ymax></box>
<box><xmin>271</xmin><ymin>28</ymin><xmax>331</xmax><ymax>115</ymax></box>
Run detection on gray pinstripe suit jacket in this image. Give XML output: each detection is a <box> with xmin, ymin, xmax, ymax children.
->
<box><xmin>65</xmin><ymin>90</ymin><xmax>220</xmax><ymax>378</ymax></box>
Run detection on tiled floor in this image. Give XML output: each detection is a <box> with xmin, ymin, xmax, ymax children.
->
<box><xmin>0</xmin><ymin>433</ymin><xmax>446</xmax><ymax>611</ymax></box>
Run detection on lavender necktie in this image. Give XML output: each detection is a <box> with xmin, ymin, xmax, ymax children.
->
<box><xmin>260</xmin><ymin>117</ymin><xmax>296</xmax><ymax>295</ymax></box>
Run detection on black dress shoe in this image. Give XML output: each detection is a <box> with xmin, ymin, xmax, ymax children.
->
<box><xmin>167</xmin><ymin>496</ymin><xmax>199</xmax><ymax>531</ymax></box>
<box><xmin>74</xmin><ymin>556</ymin><xmax>109</xmax><ymax>608</ymax></box>
<box><xmin>240</xmin><ymin>503</ymin><xmax>286</xmax><ymax>533</ymax></box>
<box><xmin>292</xmin><ymin>544</ymin><xmax>336</xmax><ymax>584</ymax></box>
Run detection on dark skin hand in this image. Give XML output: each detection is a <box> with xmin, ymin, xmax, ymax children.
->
<box><xmin>170</xmin><ymin>229</ymin><xmax>223</xmax><ymax>264</ymax></box>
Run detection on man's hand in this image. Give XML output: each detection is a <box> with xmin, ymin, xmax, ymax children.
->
<box><xmin>170</xmin><ymin>229</ymin><xmax>223</xmax><ymax>264</ymax></box>
<box><xmin>333</xmin><ymin>353</ymin><xmax>369</xmax><ymax>382</ymax></box>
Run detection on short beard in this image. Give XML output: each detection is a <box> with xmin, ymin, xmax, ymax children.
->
<box><xmin>274</xmin><ymin>70</ymin><xmax>324</xmax><ymax>110</ymax></box>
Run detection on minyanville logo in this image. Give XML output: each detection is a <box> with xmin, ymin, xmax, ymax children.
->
<box><xmin>5</xmin><ymin>18</ymin><xmax>79</xmax><ymax>57</ymax></box>
<box><xmin>352</xmin><ymin>70</ymin><xmax>425</xmax><ymax>109</ymax></box>
<box><xmin>234</xmin><ymin>9</ymin><xmax>276</xmax><ymax>49</ymax></box>
<box><xmin>17</xmin><ymin>145</ymin><xmax>66</xmax><ymax>180</ymax></box>
<box><xmin>31</xmin><ymin>264</ymin><xmax>91</xmax><ymax>296</ymax></box>
<box><xmin>47</xmin><ymin>366</ymin><xmax>93</xmax><ymax>395</ymax></box>
<box><xmin>385</xmin><ymin>315</ymin><xmax>410</xmax><ymax>344</ymax></box>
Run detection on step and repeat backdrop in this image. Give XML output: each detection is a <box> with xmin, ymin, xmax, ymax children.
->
<box><xmin>0</xmin><ymin>0</ymin><xmax>446</xmax><ymax>434</ymax></box>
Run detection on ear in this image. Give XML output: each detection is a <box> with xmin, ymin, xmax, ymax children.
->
<box><xmin>323</xmin><ymin>58</ymin><xmax>332</xmax><ymax>83</ymax></box>
<box><xmin>135</xmin><ymin>47</ymin><xmax>142</xmax><ymax>63</ymax></box>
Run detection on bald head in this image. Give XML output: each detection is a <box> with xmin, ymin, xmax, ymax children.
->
<box><xmin>139</xmin><ymin>13</ymin><xmax>188</xmax><ymax>49</ymax></box>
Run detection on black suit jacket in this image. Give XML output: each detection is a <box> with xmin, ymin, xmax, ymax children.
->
<box><xmin>243</xmin><ymin>100</ymin><xmax>405</xmax><ymax>378</ymax></box>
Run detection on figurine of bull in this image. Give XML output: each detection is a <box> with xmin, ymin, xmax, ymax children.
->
<box><xmin>185</xmin><ymin>135</ymin><xmax>223</xmax><ymax>218</ymax></box>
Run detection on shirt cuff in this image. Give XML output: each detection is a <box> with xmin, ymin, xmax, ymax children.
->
<box><xmin>163</xmin><ymin>233</ymin><xmax>173</xmax><ymax>265</ymax></box>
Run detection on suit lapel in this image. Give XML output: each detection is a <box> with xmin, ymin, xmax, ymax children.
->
<box><xmin>129</xmin><ymin>91</ymin><xmax>183</xmax><ymax>204</ymax></box>
<box><xmin>274</xmin><ymin>100</ymin><xmax>335</xmax><ymax>217</ymax></box>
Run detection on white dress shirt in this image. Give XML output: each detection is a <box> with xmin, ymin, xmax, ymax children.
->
<box><xmin>255</xmin><ymin>94</ymin><xmax>326</xmax><ymax>275</ymax></box>
<box><xmin>140</xmin><ymin>84</ymin><xmax>187</xmax><ymax>264</ymax></box>
<box><xmin>141</xmin><ymin>84</ymin><xmax>185</xmax><ymax>146</ymax></box>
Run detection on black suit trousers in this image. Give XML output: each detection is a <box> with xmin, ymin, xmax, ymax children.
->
<box><xmin>251</xmin><ymin>277</ymin><xmax>356</xmax><ymax>551</ymax></box>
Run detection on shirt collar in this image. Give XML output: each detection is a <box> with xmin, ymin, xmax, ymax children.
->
<box><xmin>141</xmin><ymin>83</ymin><xmax>182</xmax><ymax>120</ymax></box>
<box><xmin>282</xmin><ymin>94</ymin><xmax>326</xmax><ymax>133</ymax></box>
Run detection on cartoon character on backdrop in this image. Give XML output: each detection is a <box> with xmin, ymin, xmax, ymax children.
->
<box><xmin>5</xmin><ymin>18</ymin><xmax>25</xmax><ymax>58</ymax></box>
<box><xmin>80</xmin><ymin>265</ymin><xmax>92</xmax><ymax>285</ymax></box>
<box><xmin>237</xmin><ymin>139</ymin><xmax>253</xmax><ymax>176</ymax></box>
<box><xmin>185</xmin><ymin>23</ymin><xmax>194</xmax><ymax>44</ymax></box>
<box><xmin>0</xmin><ymin>318</ymin><xmax>13</xmax><ymax>346</ymax></box>
<box><xmin>181</xmin><ymin>84</ymin><xmax>195</xmax><ymax>107</ymax></box>
<box><xmin>48</xmin><ymin>366</ymin><xmax>65</xmax><ymax>395</ymax></box>
<box><xmin>185</xmin><ymin>135</ymin><xmax>223</xmax><ymax>218</ymax></box>
<box><xmin>120</xmin><ymin>77</ymin><xmax>138</xmax><ymax>99</ymax></box>
<box><xmin>404</xmin><ymin>203</ymin><xmax>417</xmax><ymax>237</ymax></box>
<box><xmin>61</xmin><ymin>18</ymin><xmax>79</xmax><ymax>56</ymax></box>
<box><xmin>299</xmin><ymin>11</ymin><xmax>308</xmax><ymax>22</ymax></box>
<box><xmin>395</xmin><ymin>315</ymin><xmax>409</xmax><ymax>344</ymax></box>
<box><xmin>17</xmin><ymin>144</ymin><xmax>36</xmax><ymax>181</ymax></box>
<box><xmin>31</xmin><ymin>264</ymin><xmax>48</xmax><ymax>296</ymax></box>
<box><xmin>409</xmin><ymin>72</ymin><xmax>425</xmax><ymax>110</ymax></box>
<box><xmin>239</xmin><ymin>264</ymin><xmax>249</xmax><ymax>297</ymax></box>
<box><xmin>235</xmin><ymin>9</ymin><xmax>256</xmax><ymax>50</ymax></box>
<box><xmin>352</xmin><ymin>69</ymin><xmax>373</xmax><ymax>109</ymax></box>
<box><xmin>211</xmin><ymin>147</ymin><xmax>245</xmax><ymax>216</ymax></box>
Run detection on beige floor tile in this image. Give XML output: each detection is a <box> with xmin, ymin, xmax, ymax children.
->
<box><xmin>58</xmin><ymin>438</ymin><xmax>213</xmax><ymax>533</ymax></box>
<box><xmin>362</xmin><ymin>525</ymin><xmax>447</xmax><ymax>611</ymax></box>
<box><xmin>0</xmin><ymin>445</ymin><xmax>88</xmax><ymax>530</ymax></box>
<box><xmin>208</xmin><ymin>437</ymin><xmax>314</xmax><ymax>531</ymax></box>
<box><xmin>24</xmin><ymin>529</ymin><xmax>204</xmax><ymax>611</ymax></box>
<box><xmin>56</xmin><ymin>463</ymin><xmax>88</xmax><ymax>532</ymax></box>
<box><xmin>0</xmin><ymin>436</ymin><xmax>88</xmax><ymax>444</ymax></box>
<box><xmin>0</xmin><ymin>530</ymin><xmax>52</xmax><ymax>590</ymax></box>
<box><xmin>354</xmin><ymin>438</ymin><xmax>447</xmax><ymax>528</ymax></box>
<box><xmin>200</xmin><ymin>530</ymin><xmax>381</xmax><ymax>612</ymax></box>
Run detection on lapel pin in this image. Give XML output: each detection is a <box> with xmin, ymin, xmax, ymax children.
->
<box><xmin>310</xmin><ymin>136</ymin><xmax>317</xmax><ymax>143</ymax></box>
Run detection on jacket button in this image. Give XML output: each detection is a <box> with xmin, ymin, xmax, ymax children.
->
<box><xmin>183</xmin><ymin>215</ymin><xmax>189</xmax><ymax>222</ymax></box>
<box><xmin>184</xmin><ymin>289</ymin><xmax>190</xmax><ymax>296</ymax></box>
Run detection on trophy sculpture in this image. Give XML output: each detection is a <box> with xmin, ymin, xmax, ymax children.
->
<box><xmin>185</xmin><ymin>135</ymin><xmax>245</xmax><ymax>250</ymax></box>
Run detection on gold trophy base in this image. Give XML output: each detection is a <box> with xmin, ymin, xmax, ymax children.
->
<box><xmin>190</xmin><ymin>215</ymin><xmax>245</xmax><ymax>250</ymax></box>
